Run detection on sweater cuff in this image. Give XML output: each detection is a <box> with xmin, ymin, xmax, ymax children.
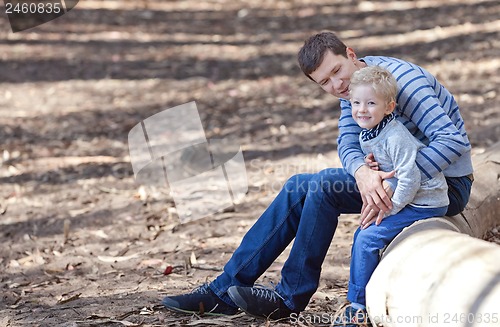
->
<box><xmin>384</xmin><ymin>177</ymin><xmax>398</xmax><ymax>193</ymax></box>
<box><xmin>350</xmin><ymin>160</ymin><xmax>367</xmax><ymax>177</ymax></box>
<box><xmin>389</xmin><ymin>201</ymin><xmax>405</xmax><ymax>216</ymax></box>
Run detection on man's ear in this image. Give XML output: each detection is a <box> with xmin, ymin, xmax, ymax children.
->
<box><xmin>346</xmin><ymin>47</ymin><xmax>357</xmax><ymax>60</ymax></box>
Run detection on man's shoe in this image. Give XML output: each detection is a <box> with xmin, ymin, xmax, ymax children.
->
<box><xmin>334</xmin><ymin>304</ymin><xmax>370</xmax><ymax>326</ymax></box>
<box><xmin>162</xmin><ymin>284</ymin><xmax>239</xmax><ymax>316</ymax></box>
<box><xmin>227</xmin><ymin>285</ymin><xmax>298</xmax><ymax>320</ymax></box>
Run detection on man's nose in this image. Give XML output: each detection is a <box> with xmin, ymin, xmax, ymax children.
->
<box><xmin>330</xmin><ymin>77</ymin><xmax>341</xmax><ymax>89</ymax></box>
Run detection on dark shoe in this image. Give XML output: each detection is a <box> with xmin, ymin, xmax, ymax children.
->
<box><xmin>334</xmin><ymin>304</ymin><xmax>370</xmax><ymax>326</ymax></box>
<box><xmin>227</xmin><ymin>285</ymin><xmax>298</xmax><ymax>320</ymax></box>
<box><xmin>162</xmin><ymin>284</ymin><xmax>239</xmax><ymax>316</ymax></box>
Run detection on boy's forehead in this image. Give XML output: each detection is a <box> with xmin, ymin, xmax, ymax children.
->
<box><xmin>351</xmin><ymin>84</ymin><xmax>384</xmax><ymax>98</ymax></box>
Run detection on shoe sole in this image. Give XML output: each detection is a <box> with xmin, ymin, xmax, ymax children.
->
<box><xmin>162</xmin><ymin>301</ymin><xmax>238</xmax><ymax>317</ymax></box>
<box><xmin>227</xmin><ymin>286</ymin><xmax>290</xmax><ymax>321</ymax></box>
<box><xmin>227</xmin><ymin>286</ymin><xmax>248</xmax><ymax>311</ymax></box>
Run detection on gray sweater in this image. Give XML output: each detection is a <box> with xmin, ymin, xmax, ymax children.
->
<box><xmin>360</xmin><ymin>119</ymin><xmax>449</xmax><ymax>216</ymax></box>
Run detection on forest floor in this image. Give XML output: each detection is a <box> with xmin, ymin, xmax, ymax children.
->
<box><xmin>1</xmin><ymin>0</ymin><xmax>499</xmax><ymax>326</ymax></box>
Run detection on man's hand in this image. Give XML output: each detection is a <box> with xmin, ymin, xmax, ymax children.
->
<box><xmin>359</xmin><ymin>180</ymin><xmax>394</xmax><ymax>229</ymax></box>
<box><xmin>354</xmin><ymin>165</ymin><xmax>395</xmax><ymax>229</ymax></box>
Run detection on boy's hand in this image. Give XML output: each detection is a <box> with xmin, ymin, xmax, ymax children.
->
<box><xmin>364</xmin><ymin>153</ymin><xmax>379</xmax><ymax>171</ymax></box>
<box><xmin>355</xmin><ymin>165</ymin><xmax>395</xmax><ymax>227</ymax></box>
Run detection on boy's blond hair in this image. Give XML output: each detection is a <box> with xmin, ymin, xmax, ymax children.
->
<box><xmin>349</xmin><ymin>66</ymin><xmax>398</xmax><ymax>103</ymax></box>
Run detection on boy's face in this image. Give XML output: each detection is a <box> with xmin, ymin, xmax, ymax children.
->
<box><xmin>309</xmin><ymin>48</ymin><xmax>363</xmax><ymax>100</ymax></box>
<box><xmin>350</xmin><ymin>84</ymin><xmax>395</xmax><ymax>129</ymax></box>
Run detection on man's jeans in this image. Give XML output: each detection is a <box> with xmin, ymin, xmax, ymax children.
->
<box><xmin>209</xmin><ymin>168</ymin><xmax>473</xmax><ymax>311</ymax></box>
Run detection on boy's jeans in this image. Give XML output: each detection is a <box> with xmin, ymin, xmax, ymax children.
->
<box><xmin>208</xmin><ymin>168</ymin><xmax>472</xmax><ymax>311</ymax></box>
<box><xmin>347</xmin><ymin>205</ymin><xmax>448</xmax><ymax>305</ymax></box>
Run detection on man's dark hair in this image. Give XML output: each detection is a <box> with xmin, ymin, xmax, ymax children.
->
<box><xmin>298</xmin><ymin>31</ymin><xmax>348</xmax><ymax>78</ymax></box>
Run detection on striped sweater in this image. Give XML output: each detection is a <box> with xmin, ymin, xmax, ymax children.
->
<box><xmin>338</xmin><ymin>56</ymin><xmax>473</xmax><ymax>181</ymax></box>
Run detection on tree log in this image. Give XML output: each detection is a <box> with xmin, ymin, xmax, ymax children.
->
<box><xmin>366</xmin><ymin>142</ymin><xmax>500</xmax><ymax>327</ymax></box>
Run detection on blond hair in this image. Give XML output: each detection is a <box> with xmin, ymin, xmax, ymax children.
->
<box><xmin>349</xmin><ymin>66</ymin><xmax>397</xmax><ymax>103</ymax></box>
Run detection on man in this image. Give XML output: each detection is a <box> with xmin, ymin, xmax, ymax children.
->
<box><xmin>161</xmin><ymin>31</ymin><xmax>473</xmax><ymax>322</ymax></box>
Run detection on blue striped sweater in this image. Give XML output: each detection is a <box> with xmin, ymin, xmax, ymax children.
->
<box><xmin>338</xmin><ymin>56</ymin><xmax>473</xmax><ymax>181</ymax></box>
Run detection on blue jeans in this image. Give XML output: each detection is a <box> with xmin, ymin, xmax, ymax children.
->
<box><xmin>209</xmin><ymin>169</ymin><xmax>472</xmax><ymax>311</ymax></box>
<box><xmin>347</xmin><ymin>205</ymin><xmax>448</xmax><ymax>305</ymax></box>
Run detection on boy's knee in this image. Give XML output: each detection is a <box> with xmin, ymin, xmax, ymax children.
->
<box><xmin>355</xmin><ymin>228</ymin><xmax>388</xmax><ymax>253</ymax></box>
<box><xmin>356</xmin><ymin>229</ymin><xmax>378</xmax><ymax>246</ymax></box>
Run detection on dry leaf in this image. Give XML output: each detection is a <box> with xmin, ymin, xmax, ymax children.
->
<box><xmin>91</xmin><ymin>230</ymin><xmax>110</xmax><ymax>239</ymax></box>
<box><xmin>190</xmin><ymin>251</ymin><xmax>198</xmax><ymax>265</ymax></box>
<box><xmin>109</xmin><ymin>320</ymin><xmax>141</xmax><ymax>326</ymax></box>
<box><xmin>139</xmin><ymin>306</ymin><xmax>154</xmax><ymax>315</ymax></box>
<box><xmin>69</xmin><ymin>207</ymin><xmax>91</xmax><ymax>217</ymax></box>
<box><xmin>137</xmin><ymin>258</ymin><xmax>163</xmax><ymax>268</ymax></box>
<box><xmin>137</xmin><ymin>186</ymin><xmax>148</xmax><ymax>202</ymax></box>
<box><xmin>0</xmin><ymin>316</ymin><xmax>10</xmax><ymax>326</ymax></box>
<box><xmin>57</xmin><ymin>293</ymin><xmax>81</xmax><ymax>304</ymax></box>
<box><xmin>63</xmin><ymin>219</ymin><xmax>71</xmax><ymax>243</ymax></box>
<box><xmin>18</xmin><ymin>251</ymin><xmax>45</xmax><ymax>266</ymax></box>
<box><xmin>97</xmin><ymin>254</ymin><xmax>139</xmax><ymax>263</ymax></box>
<box><xmin>0</xmin><ymin>202</ymin><xmax>7</xmax><ymax>215</ymax></box>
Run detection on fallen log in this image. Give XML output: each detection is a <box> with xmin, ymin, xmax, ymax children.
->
<box><xmin>366</xmin><ymin>142</ymin><xmax>500</xmax><ymax>327</ymax></box>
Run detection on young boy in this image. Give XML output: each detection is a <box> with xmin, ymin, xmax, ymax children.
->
<box><xmin>343</xmin><ymin>66</ymin><xmax>449</xmax><ymax>324</ymax></box>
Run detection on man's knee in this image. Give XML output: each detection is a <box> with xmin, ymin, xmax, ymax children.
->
<box><xmin>313</xmin><ymin>168</ymin><xmax>354</xmax><ymax>194</ymax></box>
<box><xmin>283</xmin><ymin>173</ymin><xmax>311</xmax><ymax>194</ymax></box>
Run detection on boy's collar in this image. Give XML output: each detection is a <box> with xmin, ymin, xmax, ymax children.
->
<box><xmin>360</xmin><ymin>113</ymin><xmax>395</xmax><ymax>142</ymax></box>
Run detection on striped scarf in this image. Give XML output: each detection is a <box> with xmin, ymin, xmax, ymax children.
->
<box><xmin>360</xmin><ymin>113</ymin><xmax>395</xmax><ymax>142</ymax></box>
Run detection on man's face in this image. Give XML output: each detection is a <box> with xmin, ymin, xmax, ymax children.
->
<box><xmin>309</xmin><ymin>48</ymin><xmax>362</xmax><ymax>100</ymax></box>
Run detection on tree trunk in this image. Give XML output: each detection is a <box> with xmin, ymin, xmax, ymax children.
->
<box><xmin>366</xmin><ymin>142</ymin><xmax>500</xmax><ymax>327</ymax></box>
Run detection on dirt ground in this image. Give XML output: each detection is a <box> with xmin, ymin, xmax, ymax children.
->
<box><xmin>1</xmin><ymin>0</ymin><xmax>499</xmax><ymax>326</ymax></box>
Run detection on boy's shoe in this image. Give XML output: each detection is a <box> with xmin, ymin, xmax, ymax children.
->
<box><xmin>334</xmin><ymin>304</ymin><xmax>370</xmax><ymax>326</ymax></box>
<box><xmin>161</xmin><ymin>284</ymin><xmax>239</xmax><ymax>316</ymax></box>
<box><xmin>227</xmin><ymin>285</ymin><xmax>298</xmax><ymax>320</ymax></box>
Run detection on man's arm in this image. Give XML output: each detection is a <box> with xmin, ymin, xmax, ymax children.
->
<box><xmin>393</xmin><ymin>63</ymin><xmax>471</xmax><ymax>180</ymax></box>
